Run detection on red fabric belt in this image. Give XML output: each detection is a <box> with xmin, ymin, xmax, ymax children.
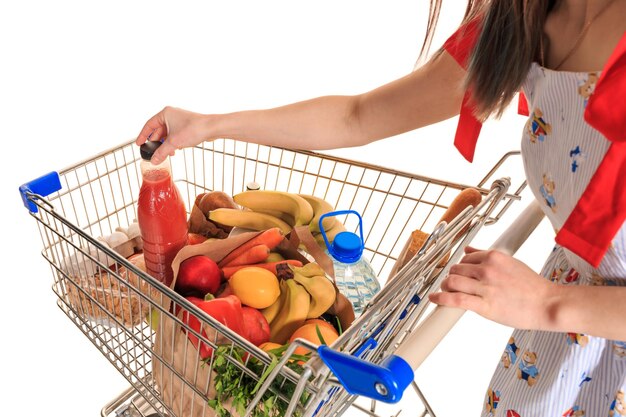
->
<box><xmin>443</xmin><ymin>21</ymin><xmax>626</xmax><ymax>267</ymax></box>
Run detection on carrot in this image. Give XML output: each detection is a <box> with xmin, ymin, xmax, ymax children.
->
<box><xmin>222</xmin><ymin>244</ymin><xmax>270</xmax><ymax>267</ymax></box>
<box><xmin>218</xmin><ymin>227</ymin><xmax>284</xmax><ymax>267</ymax></box>
<box><xmin>223</xmin><ymin>260</ymin><xmax>303</xmax><ymax>279</ymax></box>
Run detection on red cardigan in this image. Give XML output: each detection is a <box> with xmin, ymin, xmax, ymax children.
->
<box><xmin>443</xmin><ymin>21</ymin><xmax>626</xmax><ymax>268</ymax></box>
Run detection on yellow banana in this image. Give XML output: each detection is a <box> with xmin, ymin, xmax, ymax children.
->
<box><xmin>261</xmin><ymin>283</ymin><xmax>286</xmax><ymax>324</ymax></box>
<box><xmin>209</xmin><ymin>208</ymin><xmax>292</xmax><ymax>234</ymax></box>
<box><xmin>255</xmin><ymin>209</ymin><xmax>296</xmax><ymax>227</ymax></box>
<box><xmin>234</xmin><ymin>191</ymin><xmax>314</xmax><ymax>227</ymax></box>
<box><xmin>269</xmin><ymin>279</ymin><xmax>310</xmax><ymax>344</ymax></box>
<box><xmin>299</xmin><ymin>194</ymin><xmax>336</xmax><ymax>233</ymax></box>
<box><xmin>314</xmin><ymin>222</ymin><xmax>346</xmax><ymax>249</ymax></box>
<box><xmin>266</xmin><ymin>252</ymin><xmax>285</xmax><ymax>263</ymax></box>
<box><xmin>292</xmin><ymin>270</ymin><xmax>337</xmax><ymax>319</ymax></box>
<box><xmin>294</xmin><ymin>261</ymin><xmax>327</xmax><ymax>278</ymax></box>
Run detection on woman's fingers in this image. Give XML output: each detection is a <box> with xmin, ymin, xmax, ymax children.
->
<box><xmin>459</xmin><ymin>248</ymin><xmax>507</xmax><ymax>266</ymax></box>
<box><xmin>448</xmin><ymin>262</ymin><xmax>484</xmax><ymax>279</ymax></box>
<box><xmin>440</xmin><ymin>272</ymin><xmax>483</xmax><ymax>295</ymax></box>
<box><xmin>136</xmin><ymin>110</ymin><xmax>166</xmax><ymax>145</ymax></box>
<box><xmin>150</xmin><ymin>139</ymin><xmax>178</xmax><ymax>165</ymax></box>
<box><xmin>428</xmin><ymin>291</ymin><xmax>483</xmax><ymax>312</ymax></box>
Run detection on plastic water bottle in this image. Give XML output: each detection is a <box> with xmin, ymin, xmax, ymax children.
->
<box><xmin>319</xmin><ymin>210</ymin><xmax>381</xmax><ymax>316</ymax></box>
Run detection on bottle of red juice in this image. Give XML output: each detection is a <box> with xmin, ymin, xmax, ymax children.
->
<box><xmin>137</xmin><ymin>141</ymin><xmax>188</xmax><ymax>286</ymax></box>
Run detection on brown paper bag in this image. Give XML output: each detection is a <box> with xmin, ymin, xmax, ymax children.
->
<box><xmin>151</xmin><ymin>227</ymin><xmax>333</xmax><ymax>417</ymax></box>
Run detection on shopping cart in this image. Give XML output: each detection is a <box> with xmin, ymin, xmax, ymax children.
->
<box><xmin>20</xmin><ymin>139</ymin><xmax>536</xmax><ymax>417</ymax></box>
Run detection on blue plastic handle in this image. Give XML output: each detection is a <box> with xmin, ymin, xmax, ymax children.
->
<box><xmin>19</xmin><ymin>171</ymin><xmax>62</xmax><ymax>213</ymax></box>
<box><xmin>317</xmin><ymin>346</ymin><xmax>413</xmax><ymax>404</ymax></box>
<box><xmin>318</xmin><ymin>210</ymin><xmax>365</xmax><ymax>252</ymax></box>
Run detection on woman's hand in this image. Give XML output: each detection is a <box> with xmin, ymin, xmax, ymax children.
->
<box><xmin>136</xmin><ymin>107</ymin><xmax>213</xmax><ymax>164</ymax></box>
<box><xmin>429</xmin><ymin>247</ymin><xmax>557</xmax><ymax>330</ymax></box>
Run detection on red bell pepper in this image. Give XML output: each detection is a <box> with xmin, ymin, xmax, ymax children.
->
<box><xmin>181</xmin><ymin>294</ymin><xmax>246</xmax><ymax>359</ymax></box>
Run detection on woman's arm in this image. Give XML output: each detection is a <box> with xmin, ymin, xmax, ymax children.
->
<box><xmin>546</xmin><ymin>283</ymin><xmax>626</xmax><ymax>341</ymax></box>
<box><xmin>137</xmin><ymin>51</ymin><xmax>465</xmax><ymax>164</ymax></box>
<box><xmin>430</xmin><ymin>247</ymin><xmax>626</xmax><ymax>341</ymax></box>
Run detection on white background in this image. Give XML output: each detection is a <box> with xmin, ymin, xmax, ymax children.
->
<box><xmin>2</xmin><ymin>1</ymin><xmax>554</xmax><ymax>416</ymax></box>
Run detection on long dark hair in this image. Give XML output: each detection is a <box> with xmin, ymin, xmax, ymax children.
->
<box><xmin>420</xmin><ymin>1</ymin><xmax>556</xmax><ymax>120</ymax></box>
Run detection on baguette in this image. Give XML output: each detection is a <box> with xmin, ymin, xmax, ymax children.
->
<box><xmin>389</xmin><ymin>188</ymin><xmax>482</xmax><ymax>279</ymax></box>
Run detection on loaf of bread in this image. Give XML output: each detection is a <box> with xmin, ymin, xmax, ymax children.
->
<box><xmin>389</xmin><ymin>188</ymin><xmax>482</xmax><ymax>279</ymax></box>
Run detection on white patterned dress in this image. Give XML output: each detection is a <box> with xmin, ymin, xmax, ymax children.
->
<box><xmin>480</xmin><ymin>63</ymin><xmax>626</xmax><ymax>417</ymax></box>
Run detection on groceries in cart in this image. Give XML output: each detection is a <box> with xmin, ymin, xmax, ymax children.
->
<box><xmin>22</xmin><ymin>138</ymin><xmax>527</xmax><ymax>417</ymax></box>
<box><xmin>149</xmin><ymin>190</ymin><xmax>366</xmax><ymax>417</ymax></box>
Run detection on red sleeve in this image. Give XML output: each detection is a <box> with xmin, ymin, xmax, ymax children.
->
<box><xmin>584</xmin><ymin>30</ymin><xmax>626</xmax><ymax>143</ymax></box>
<box><xmin>442</xmin><ymin>17</ymin><xmax>483</xmax><ymax>70</ymax></box>
<box><xmin>518</xmin><ymin>92</ymin><xmax>530</xmax><ymax>116</ymax></box>
<box><xmin>442</xmin><ymin>17</ymin><xmax>483</xmax><ymax>162</ymax></box>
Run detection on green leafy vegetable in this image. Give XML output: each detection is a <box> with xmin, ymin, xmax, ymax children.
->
<box><xmin>207</xmin><ymin>345</ymin><xmax>311</xmax><ymax>417</ymax></box>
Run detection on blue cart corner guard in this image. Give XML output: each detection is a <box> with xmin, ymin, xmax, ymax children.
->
<box><xmin>19</xmin><ymin>171</ymin><xmax>62</xmax><ymax>213</ymax></box>
<box><xmin>317</xmin><ymin>345</ymin><xmax>414</xmax><ymax>404</ymax></box>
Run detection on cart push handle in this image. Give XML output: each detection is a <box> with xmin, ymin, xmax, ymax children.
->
<box><xmin>317</xmin><ymin>200</ymin><xmax>545</xmax><ymax>404</ymax></box>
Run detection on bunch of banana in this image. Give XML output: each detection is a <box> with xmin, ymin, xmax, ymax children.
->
<box><xmin>235</xmin><ymin>190</ymin><xmax>314</xmax><ymax>227</ymax></box>
<box><xmin>208</xmin><ymin>189</ymin><xmax>347</xmax><ymax>249</ymax></box>
<box><xmin>261</xmin><ymin>262</ymin><xmax>338</xmax><ymax>344</ymax></box>
<box><xmin>209</xmin><ymin>208</ymin><xmax>292</xmax><ymax>234</ymax></box>
<box><xmin>291</xmin><ymin>262</ymin><xmax>336</xmax><ymax>318</ymax></box>
<box><xmin>264</xmin><ymin>278</ymin><xmax>311</xmax><ymax>344</ymax></box>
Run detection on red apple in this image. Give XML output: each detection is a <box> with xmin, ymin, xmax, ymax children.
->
<box><xmin>175</xmin><ymin>255</ymin><xmax>222</xmax><ymax>297</ymax></box>
<box><xmin>241</xmin><ymin>306</ymin><xmax>270</xmax><ymax>346</ymax></box>
<box><xmin>188</xmin><ymin>233</ymin><xmax>208</xmax><ymax>245</ymax></box>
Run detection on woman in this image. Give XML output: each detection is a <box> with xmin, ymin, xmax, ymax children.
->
<box><xmin>137</xmin><ymin>1</ymin><xmax>626</xmax><ymax>414</ymax></box>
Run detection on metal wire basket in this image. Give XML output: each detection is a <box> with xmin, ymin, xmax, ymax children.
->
<box><xmin>20</xmin><ymin>139</ymin><xmax>525</xmax><ymax>417</ymax></box>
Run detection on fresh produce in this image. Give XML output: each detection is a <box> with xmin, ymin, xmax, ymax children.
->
<box><xmin>269</xmin><ymin>279</ymin><xmax>311</xmax><ymax>344</ymax></box>
<box><xmin>188</xmin><ymin>191</ymin><xmax>238</xmax><ymax>239</ymax></box>
<box><xmin>303</xmin><ymin>318</ymin><xmax>338</xmax><ymax>333</ymax></box>
<box><xmin>298</xmin><ymin>194</ymin><xmax>336</xmax><ymax>233</ymax></box>
<box><xmin>221</xmin><ymin>244</ymin><xmax>270</xmax><ymax>267</ymax></box>
<box><xmin>218</xmin><ymin>227</ymin><xmax>284</xmax><ymax>267</ymax></box>
<box><xmin>208</xmin><ymin>345</ymin><xmax>309</xmax><ymax>417</ymax></box>
<box><xmin>175</xmin><ymin>255</ymin><xmax>222</xmax><ymax>297</ymax></box>
<box><xmin>289</xmin><ymin>263</ymin><xmax>337</xmax><ymax>319</ymax></box>
<box><xmin>258</xmin><ymin>341</ymin><xmax>282</xmax><ymax>352</ymax></box>
<box><xmin>181</xmin><ymin>294</ymin><xmax>246</xmax><ymax>359</ymax></box>
<box><xmin>254</xmin><ymin>209</ymin><xmax>296</xmax><ymax>227</ymax></box>
<box><xmin>198</xmin><ymin>191</ymin><xmax>238</xmax><ymax>216</ymax></box>
<box><xmin>313</xmin><ymin>221</ymin><xmax>346</xmax><ymax>247</ymax></box>
<box><xmin>194</xmin><ymin>189</ymin><xmax>345</xmax><ymax>250</ymax></box>
<box><xmin>209</xmin><ymin>208</ymin><xmax>292</xmax><ymax>235</ymax></box>
<box><xmin>222</xmin><ymin>259</ymin><xmax>303</xmax><ymax>279</ymax></box>
<box><xmin>234</xmin><ymin>190</ymin><xmax>314</xmax><ymax>227</ymax></box>
<box><xmin>260</xmin><ymin>290</ymin><xmax>283</xmax><ymax>324</ymax></box>
<box><xmin>289</xmin><ymin>321</ymin><xmax>339</xmax><ymax>356</ymax></box>
<box><xmin>241</xmin><ymin>306</ymin><xmax>271</xmax><ymax>346</ymax></box>
<box><xmin>187</xmin><ymin>232</ymin><xmax>208</xmax><ymax>245</ymax></box>
<box><xmin>265</xmin><ymin>252</ymin><xmax>285</xmax><ymax>263</ymax></box>
<box><xmin>229</xmin><ymin>267</ymin><xmax>280</xmax><ymax>309</ymax></box>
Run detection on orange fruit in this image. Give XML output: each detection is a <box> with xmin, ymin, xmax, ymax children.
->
<box><xmin>229</xmin><ymin>267</ymin><xmax>280</xmax><ymax>309</ymax></box>
<box><xmin>289</xmin><ymin>322</ymin><xmax>339</xmax><ymax>356</ymax></box>
<box><xmin>304</xmin><ymin>318</ymin><xmax>336</xmax><ymax>333</ymax></box>
<box><xmin>259</xmin><ymin>342</ymin><xmax>282</xmax><ymax>353</ymax></box>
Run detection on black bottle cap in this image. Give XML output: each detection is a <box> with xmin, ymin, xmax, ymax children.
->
<box><xmin>140</xmin><ymin>141</ymin><xmax>163</xmax><ymax>161</ymax></box>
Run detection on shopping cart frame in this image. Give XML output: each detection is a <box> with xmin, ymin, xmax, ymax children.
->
<box><xmin>20</xmin><ymin>139</ymin><xmax>526</xmax><ymax>417</ymax></box>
